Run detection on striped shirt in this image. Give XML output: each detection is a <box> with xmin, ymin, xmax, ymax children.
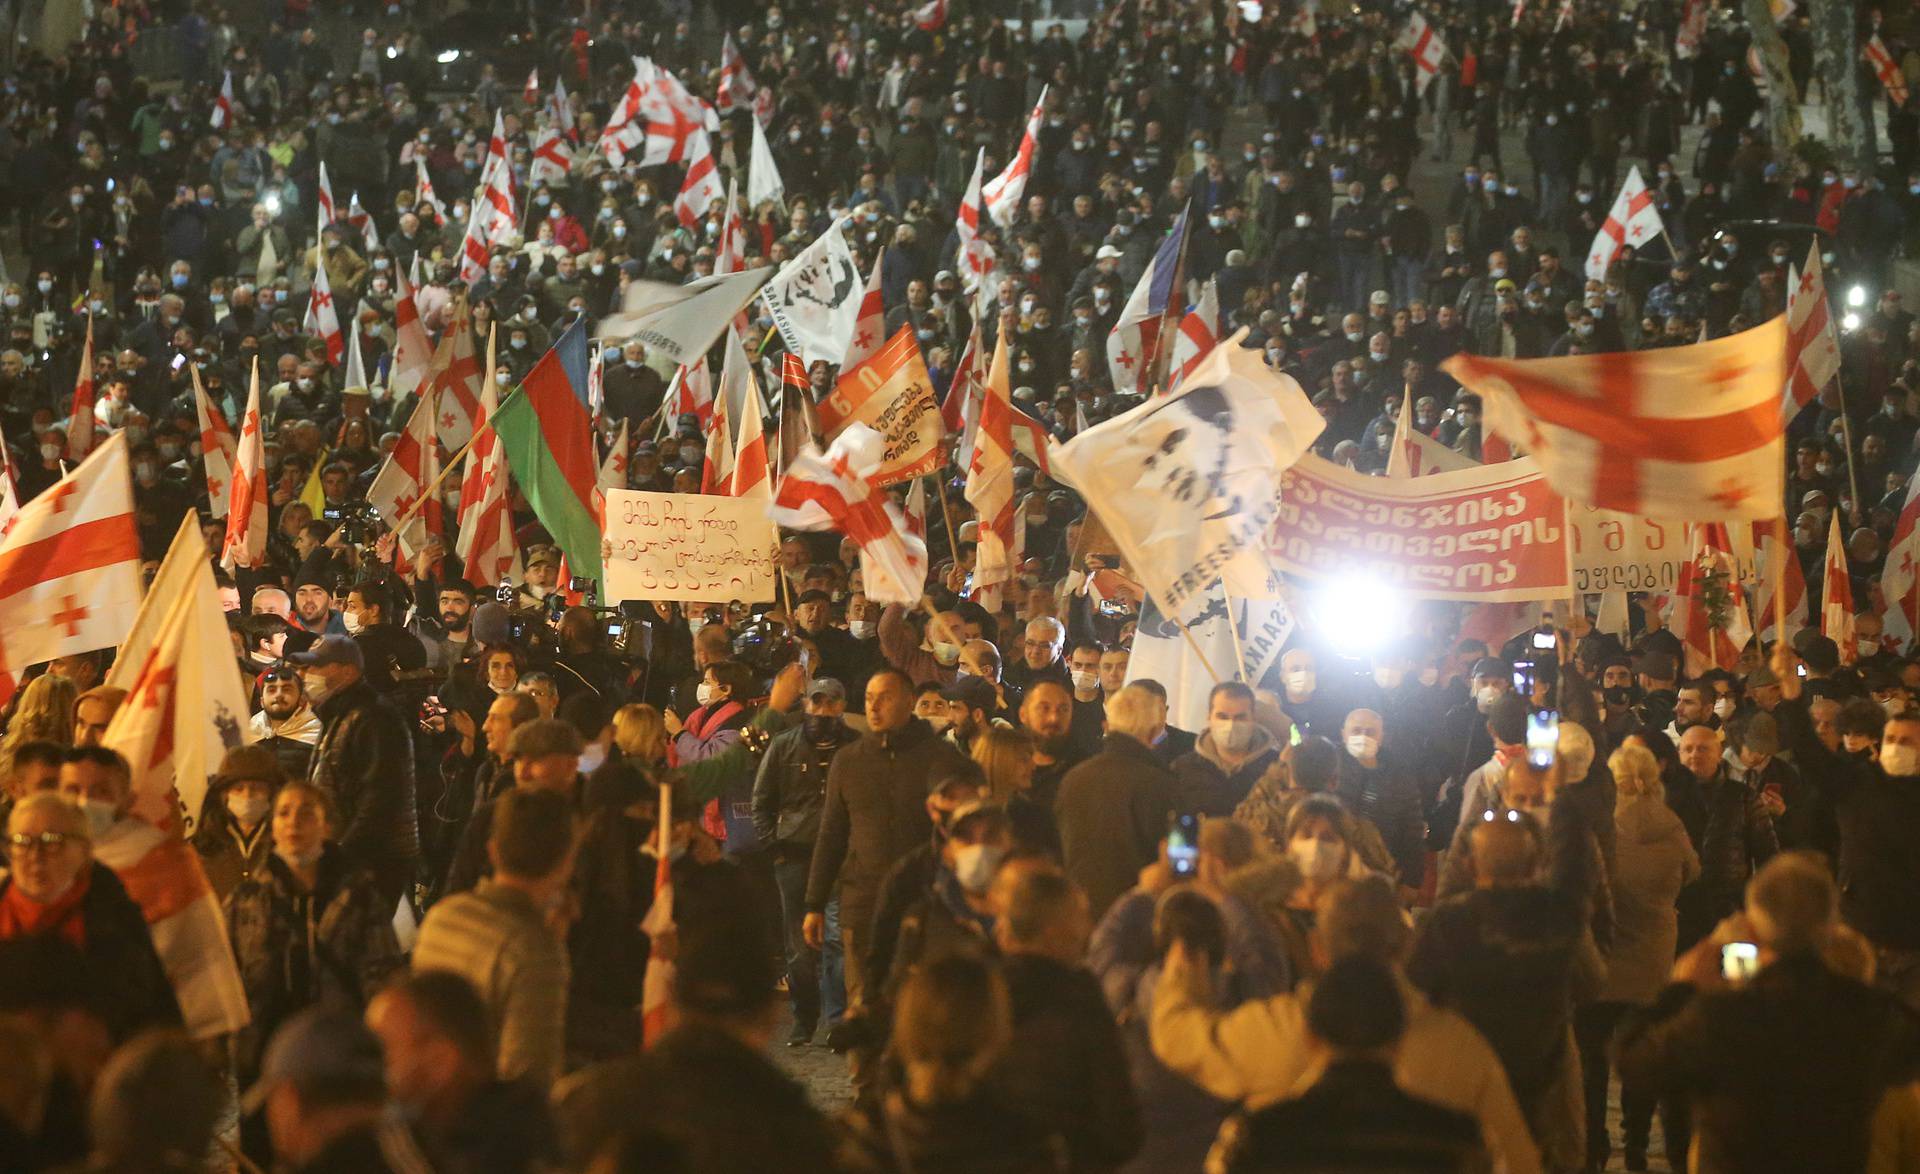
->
<box><xmin>413</xmin><ymin>879</ymin><xmax>569</xmax><ymax>1087</ymax></box>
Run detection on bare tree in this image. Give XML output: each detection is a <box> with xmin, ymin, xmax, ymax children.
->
<box><xmin>1808</xmin><ymin>0</ymin><xmax>1874</xmax><ymax>176</ymax></box>
<box><xmin>1744</xmin><ymin>0</ymin><xmax>1801</xmax><ymax>153</ymax></box>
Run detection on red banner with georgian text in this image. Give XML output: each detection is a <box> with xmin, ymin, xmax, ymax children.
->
<box><xmin>1264</xmin><ymin>454</ymin><xmax>1571</xmax><ymax>601</ymax></box>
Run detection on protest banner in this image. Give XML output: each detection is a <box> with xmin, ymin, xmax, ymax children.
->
<box><xmin>1568</xmin><ymin>507</ymin><xmax>1689</xmax><ymax>595</ymax></box>
<box><xmin>1263</xmin><ymin>453</ymin><xmax>1571</xmax><ymax>601</ymax></box>
<box><xmin>602</xmin><ymin>489</ymin><xmax>779</xmax><ymax>603</ymax></box>
<box><xmin>817</xmin><ymin>326</ymin><xmax>945</xmax><ymax>485</ymax></box>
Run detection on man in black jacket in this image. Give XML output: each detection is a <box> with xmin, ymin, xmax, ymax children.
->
<box><xmin>992</xmin><ymin>863</ymin><xmax>1144</xmax><ymax>1173</ymax></box>
<box><xmin>291</xmin><ymin>635</ymin><xmax>419</xmax><ymax>905</ymax></box>
<box><xmin>802</xmin><ymin>667</ymin><xmax>966</xmax><ymax>1007</ymax></box>
<box><xmin>1665</xmin><ymin>724</ymin><xmax>1778</xmax><ymax>950</ymax></box>
<box><xmin>750</xmin><ymin>677</ymin><xmax>859</xmax><ymax>1046</ymax></box>
<box><xmin>1617</xmin><ymin>851</ymin><xmax>1920</xmax><ymax>1174</ymax></box>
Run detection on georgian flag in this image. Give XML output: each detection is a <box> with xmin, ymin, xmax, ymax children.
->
<box><xmin>1821</xmin><ymin>509</ymin><xmax>1855</xmax><ymax>664</ymax></box>
<box><xmin>1444</xmin><ymin>315</ymin><xmax>1788</xmax><ymax>521</ymax></box>
<box><xmin>531</xmin><ymin>125</ymin><xmax>574</xmax><ymax>187</ymax></box>
<box><xmin>672</xmin><ymin>128</ymin><xmax>724</xmax><ymax>229</ymax></box>
<box><xmin>221</xmin><ymin>362</ymin><xmax>269</xmax><ymax>571</ymax></box>
<box><xmin>1167</xmin><ymin>278</ymin><xmax>1220</xmax><ymax>393</ymax></box>
<box><xmin>1396</xmin><ymin>11</ymin><xmax>1447</xmax><ymax>94</ymax></box>
<box><xmin>1106</xmin><ymin>206</ymin><xmax>1191</xmax><ymax>394</ymax></box>
<box><xmin>1585</xmin><ymin>166</ymin><xmax>1665</xmax><ymax>281</ymax></box>
<box><xmin>191</xmin><ymin>365</ymin><xmax>237</xmax><ymax>518</ymax></box>
<box><xmin>955</xmin><ymin>149</ymin><xmax>997</xmax><ymax>294</ymax></box>
<box><xmin>964</xmin><ymin>334</ymin><xmax>1016</xmax><ymax>600</ymax></box>
<box><xmin>981</xmin><ymin>89</ymin><xmax>1048</xmax><ymax>229</ymax></box>
<box><xmin>456</xmin><ymin>332</ymin><xmax>522</xmax><ymax>591</ymax></box>
<box><xmin>1881</xmin><ymin>474</ymin><xmax>1920</xmax><ymax>653</ymax></box>
<box><xmin>1782</xmin><ymin>243</ymin><xmax>1841</xmax><ymax>423</ymax></box>
<box><xmin>211</xmin><ymin>70</ymin><xmax>234</xmax><ymax>129</ymax></box>
<box><xmin>772</xmin><ymin>423</ymin><xmax>927</xmax><ymax>605</ymax></box>
<box><xmin>839</xmin><ymin>248</ymin><xmax>887</xmax><ymax>371</ymax></box>
<box><xmin>367</xmin><ymin>389</ymin><xmax>444</xmax><ymax>561</ymax></box>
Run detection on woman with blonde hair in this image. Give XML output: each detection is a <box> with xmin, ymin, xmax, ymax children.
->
<box><xmin>844</xmin><ymin>954</ymin><xmax>1066</xmax><ymax>1171</ymax></box>
<box><xmin>2</xmin><ymin>674</ymin><xmax>78</xmax><ymax>758</ymax></box>
<box><xmin>972</xmin><ymin>725</ymin><xmax>1058</xmax><ymax>857</ymax></box>
<box><xmin>1583</xmin><ymin>740</ymin><xmax>1700</xmax><ymax>1170</ymax></box>
<box><xmin>611</xmin><ymin>702</ymin><xmax>669</xmax><ymax>771</ymax></box>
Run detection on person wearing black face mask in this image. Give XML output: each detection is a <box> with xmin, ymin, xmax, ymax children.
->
<box><xmin>751</xmin><ymin>677</ymin><xmax>860</xmax><ymax>1046</ymax></box>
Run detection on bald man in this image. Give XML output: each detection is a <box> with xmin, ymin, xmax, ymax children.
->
<box><xmin>1408</xmin><ymin>811</ymin><xmax>1604</xmax><ymax>1170</ymax></box>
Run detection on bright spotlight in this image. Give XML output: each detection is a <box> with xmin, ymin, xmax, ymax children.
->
<box><xmin>263</xmin><ymin>193</ymin><xmax>282</xmax><ymax>216</ymax></box>
<box><xmin>1842</xmin><ymin>311</ymin><xmax>1862</xmax><ymax>332</ymax></box>
<box><xmin>436</xmin><ymin>48</ymin><xmax>461</xmax><ymax>64</ymax></box>
<box><xmin>1310</xmin><ymin>574</ymin><xmax>1402</xmax><ymax>657</ymax></box>
<box><xmin>1847</xmin><ymin>284</ymin><xmax>1868</xmax><ymax>308</ymax></box>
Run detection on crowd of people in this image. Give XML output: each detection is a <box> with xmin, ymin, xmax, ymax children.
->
<box><xmin>1</xmin><ymin>0</ymin><xmax>1919</xmax><ymax>1172</ymax></box>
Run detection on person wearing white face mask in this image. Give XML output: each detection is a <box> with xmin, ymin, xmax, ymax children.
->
<box><xmin>1275</xmin><ymin>647</ymin><xmax>1342</xmax><ymax>739</ymax></box>
<box><xmin>286</xmin><ymin>634</ymin><xmax>420</xmax><ymax>905</ymax></box>
<box><xmin>1437</xmin><ymin>656</ymin><xmax>1516</xmax><ymax>798</ymax></box>
<box><xmin>879</xmin><ymin>601</ymin><xmax>967</xmax><ymax>687</ymax></box>
<box><xmin>192</xmin><ymin>744</ymin><xmax>288</xmax><ymax>899</ymax></box>
<box><xmin>1334</xmin><ymin>708</ymin><xmax>1427</xmax><ymax>887</ymax></box>
<box><xmin>1173</xmin><ymin>682</ymin><xmax>1289</xmax><ymax>817</ymax></box>
<box><xmin>341</xmin><ymin>581</ymin><xmax>427</xmax><ymax>699</ymax></box>
<box><xmin>224</xmin><ymin>777</ymin><xmax>404</xmax><ymax>1153</ymax></box>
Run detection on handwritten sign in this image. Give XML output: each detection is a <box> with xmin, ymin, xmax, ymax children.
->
<box><xmin>601</xmin><ymin>490</ymin><xmax>779</xmax><ymax>603</ymax></box>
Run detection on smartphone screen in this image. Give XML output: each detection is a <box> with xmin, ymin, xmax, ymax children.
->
<box><xmin>1531</xmin><ymin>627</ymin><xmax>1557</xmax><ymax>650</ymax></box>
<box><xmin>1167</xmin><ymin>812</ymin><xmax>1200</xmax><ymax>878</ymax></box>
<box><xmin>1526</xmin><ymin>709</ymin><xmax>1559</xmax><ymax>770</ymax></box>
<box><xmin>1721</xmin><ymin>941</ymin><xmax>1760</xmax><ymax>982</ymax></box>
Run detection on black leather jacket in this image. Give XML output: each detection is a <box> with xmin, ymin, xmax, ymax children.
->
<box><xmin>309</xmin><ymin>678</ymin><xmax>419</xmax><ymax>888</ymax></box>
<box><xmin>750</xmin><ymin>720</ymin><xmax>859</xmax><ymax>850</ymax></box>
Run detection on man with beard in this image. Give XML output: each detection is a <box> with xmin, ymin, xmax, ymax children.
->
<box><xmin>249</xmin><ymin>664</ymin><xmax>322</xmax><ymax>780</ymax></box>
<box><xmin>1021</xmin><ymin>679</ymin><xmax>1082</xmax><ymax>809</ymax></box>
<box><xmin>414</xmin><ymin>579</ymin><xmax>481</xmax><ymax>677</ymax></box>
<box><xmin>291</xmin><ymin>549</ymin><xmax>347</xmax><ymax>636</ymax></box>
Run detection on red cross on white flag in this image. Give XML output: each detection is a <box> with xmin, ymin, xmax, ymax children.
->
<box><xmin>1443</xmin><ymin>315</ymin><xmax>1789</xmax><ymax>520</ymax></box>
<box><xmin>1585</xmin><ymin>166</ymin><xmax>1665</xmax><ymax>281</ymax></box>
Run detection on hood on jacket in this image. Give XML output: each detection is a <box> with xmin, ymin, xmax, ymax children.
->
<box><xmin>1194</xmin><ymin>721</ymin><xmax>1279</xmax><ymax>774</ymax></box>
<box><xmin>1615</xmin><ymin>793</ymin><xmax>1684</xmax><ymax>846</ymax></box>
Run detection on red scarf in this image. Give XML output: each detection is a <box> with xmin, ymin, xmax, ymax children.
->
<box><xmin>0</xmin><ymin>865</ymin><xmax>92</xmax><ymax>949</ymax></box>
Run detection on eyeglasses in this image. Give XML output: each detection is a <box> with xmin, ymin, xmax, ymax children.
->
<box><xmin>6</xmin><ymin>830</ymin><xmax>82</xmax><ymax>852</ymax></box>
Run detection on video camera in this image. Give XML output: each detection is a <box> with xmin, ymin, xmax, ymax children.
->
<box><xmin>323</xmin><ymin>499</ymin><xmax>379</xmax><ymax>545</ymax></box>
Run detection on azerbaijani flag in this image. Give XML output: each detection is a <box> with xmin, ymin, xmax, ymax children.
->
<box><xmin>492</xmin><ymin>321</ymin><xmax>602</xmax><ymax>580</ymax></box>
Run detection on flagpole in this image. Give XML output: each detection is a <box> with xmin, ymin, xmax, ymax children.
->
<box><xmin>1835</xmin><ymin>381</ymin><xmax>1864</xmax><ymax>525</ymax></box>
<box><xmin>388</xmin><ymin>326</ymin><xmax>501</xmax><ymax>533</ymax></box>
<box><xmin>1173</xmin><ymin>616</ymin><xmax>1223</xmax><ymax>684</ymax></box>
<box><xmin>932</xmin><ymin>472</ymin><xmax>963</xmax><ymax>565</ymax></box>
<box><xmin>1220</xmin><ymin>587</ymin><xmax>1251</xmax><ymax>682</ymax></box>
<box><xmin>1769</xmin><ymin>514</ymin><xmax>1788</xmax><ymax>647</ymax></box>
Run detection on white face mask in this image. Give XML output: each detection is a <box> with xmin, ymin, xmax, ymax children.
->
<box><xmin>1285</xmin><ymin>669</ymin><xmax>1314</xmax><ymax>695</ymax></box>
<box><xmin>227</xmin><ymin>793</ymin><xmax>270</xmax><ymax>826</ymax></box>
<box><xmin>1209</xmin><ymin>715</ymin><xmax>1256</xmax><ymax>754</ymax></box>
<box><xmin>577</xmin><ymin>743</ymin><xmax>607</xmax><ymax>775</ymax></box>
<box><xmin>275</xmin><ymin>845</ymin><xmax>323</xmax><ymax>871</ymax></box>
<box><xmin>1345</xmin><ymin>733</ymin><xmax>1380</xmax><ymax>761</ymax></box>
<box><xmin>1882</xmin><ymin>743</ymin><xmax>1920</xmax><ymax>777</ymax></box>
<box><xmin>1372</xmin><ymin>666</ymin><xmax>1405</xmax><ymax>690</ymax></box>
<box><xmin>301</xmin><ymin>671</ymin><xmax>335</xmax><ymax>706</ymax></box>
<box><xmin>695</xmin><ymin>682</ymin><xmax>721</xmax><ymax>708</ymax></box>
<box><xmin>848</xmin><ymin>620</ymin><xmax>875</xmax><ymax>640</ymax></box>
<box><xmin>341</xmin><ymin>610</ymin><xmax>364</xmax><ymax>635</ymax></box>
<box><xmin>932</xmin><ymin>641</ymin><xmax>962</xmax><ymax>666</ymax></box>
<box><xmin>1475</xmin><ymin>685</ymin><xmax>1502</xmax><ymax>713</ymax></box>
<box><xmin>1712</xmin><ymin>697</ymin><xmax>1736</xmax><ymax>721</ymax></box>
<box><xmin>76</xmin><ymin>799</ymin><xmax>117</xmax><ymax>840</ymax></box>
<box><xmin>951</xmin><ymin>842</ymin><xmax>1006</xmax><ymax>894</ymax></box>
<box><xmin>1288</xmin><ymin>837</ymin><xmax>1343</xmax><ymax>882</ymax></box>
<box><xmin>1071</xmin><ymin>669</ymin><xmax>1100</xmax><ymax>693</ymax></box>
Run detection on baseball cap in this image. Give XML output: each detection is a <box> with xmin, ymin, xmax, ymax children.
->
<box><xmin>1744</xmin><ymin>664</ymin><xmax>1781</xmax><ymax>690</ymax></box>
<box><xmin>527</xmin><ymin>547</ymin><xmax>561</xmax><ymax>570</ymax></box>
<box><xmin>796</xmin><ymin>588</ymin><xmax>833</xmax><ymax>607</ymax></box>
<box><xmin>941</xmin><ymin>675</ymin><xmax>997</xmax><ymax>713</ymax></box>
<box><xmin>285</xmin><ymin>634</ymin><xmax>363</xmax><ymax>671</ymax></box>
<box><xmin>1494</xmin><ymin>278</ymin><xmax>1518</xmax><ymax>294</ymax></box>
<box><xmin>1095</xmin><ymin>244</ymin><xmax>1122</xmax><ymax>260</ymax></box>
<box><xmin>1369</xmin><ymin>290</ymin><xmax>1391</xmax><ymax>306</ymax></box>
<box><xmin>806</xmin><ymin>677</ymin><xmax>846</xmax><ymax>703</ymax></box>
<box><xmin>239</xmin><ymin>1006</ymin><xmax>385</xmax><ymax>1113</ymax></box>
<box><xmin>1468</xmin><ymin>657</ymin><xmax>1511</xmax><ymax>681</ymax></box>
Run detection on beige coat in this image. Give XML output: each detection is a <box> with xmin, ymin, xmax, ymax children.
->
<box><xmin>1601</xmin><ymin>796</ymin><xmax>1700</xmax><ymax>1005</ymax></box>
<box><xmin>1150</xmin><ymin>962</ymin><xmax>1542</xmax><ymax>1174</ymax></box>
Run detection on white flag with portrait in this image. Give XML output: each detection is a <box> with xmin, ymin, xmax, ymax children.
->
<box><xmin>762</xmin><ymin>220</ymin><xmax>863</xmax><ymax>368</ymax></box>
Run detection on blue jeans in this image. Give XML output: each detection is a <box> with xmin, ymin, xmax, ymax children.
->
<box><xmin>772</xmin><ymin>848</ymin><xmax>845</xmax><ymax>1028</ymax></box>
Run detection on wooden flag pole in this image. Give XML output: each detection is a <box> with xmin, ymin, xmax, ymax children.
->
<box><xmin>388</xmin><ymin>325</ymin><xmax>500</xmax><ymax>532</ymax></box>
<box><xmin>933</xmin><ymin>472</ymin><xmax>964</xmax><ymax>565</ymax></box>
<box><xmin>1769</xmin><ymin>514</ymin><xmax>1788</xmax><ymax>646</ymax></box>
<box><xmin>1220</xmin><ymin>587</ymin><xmax>1252</xmax><ymax>682</ymax></box>
<box><xmin>1174</xmin><ymin>615</ymin><xmax>1223</xmax><ymax>684</ymax></box>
